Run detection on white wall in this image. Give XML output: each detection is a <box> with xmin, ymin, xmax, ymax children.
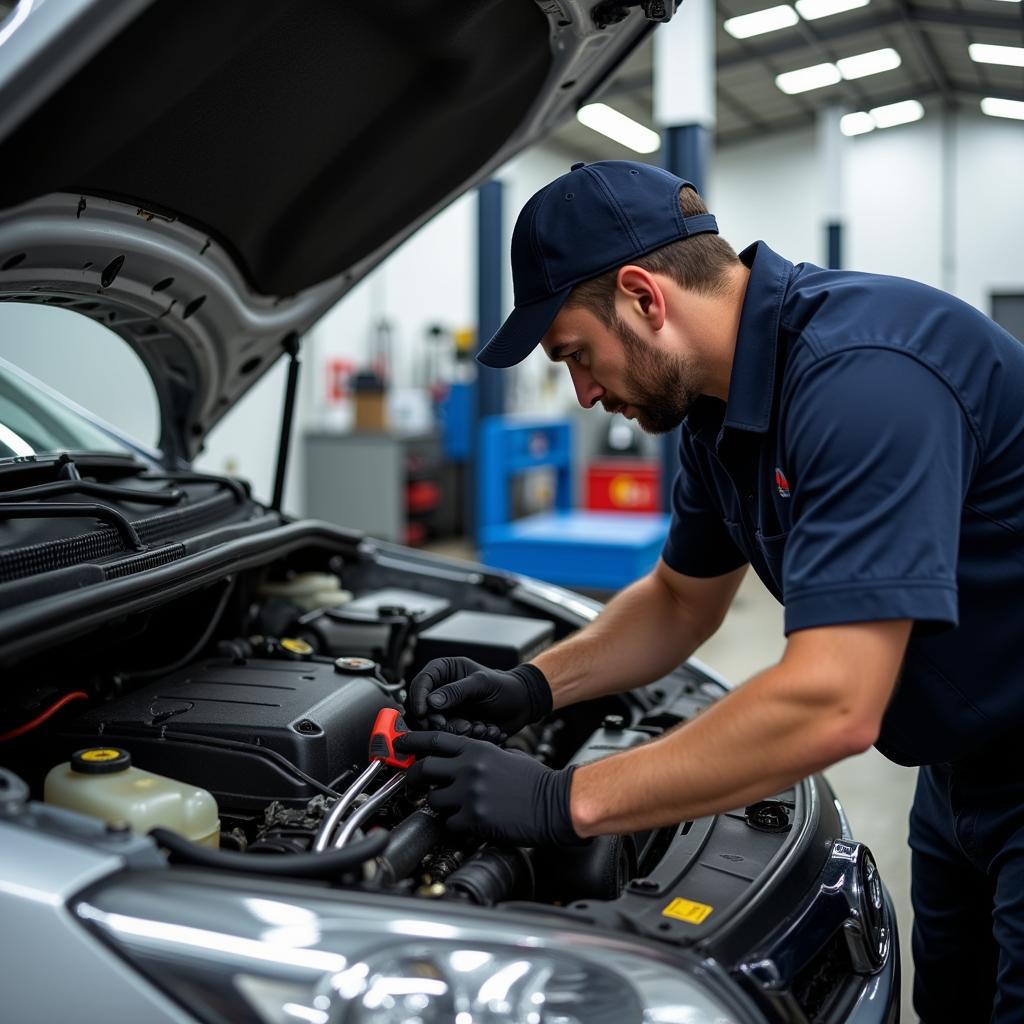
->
<box><xmin>710</xmin><ymin>126</ymin><xmax>823</xmax><ymax>265</ymax></box>
<box><xmin>845</xmin><ymin>116</ymin><xmax>944</xmax><ymax>288</ymax></box>
<box><xmin>953</xmin><ymin>113</ymin><xmax>1024</xmax><ymax>314</ymax></box>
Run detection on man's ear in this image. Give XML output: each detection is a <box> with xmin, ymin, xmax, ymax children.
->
<box><xmin>616</xmin><ymin>265</ymin><xmax>666</xmax><ymax>331</ymax></box>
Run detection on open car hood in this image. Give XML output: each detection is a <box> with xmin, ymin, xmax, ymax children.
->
<box><xmin>0</xmin><ymin>0</ymin><xmax>654</xmax><ymax>462</ymax></box>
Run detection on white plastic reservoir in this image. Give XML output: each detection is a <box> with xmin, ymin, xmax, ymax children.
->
<box><xmin>44</xmin><ymin>747</ymin><xmax>220</xmax><ymax>847</ymax></box>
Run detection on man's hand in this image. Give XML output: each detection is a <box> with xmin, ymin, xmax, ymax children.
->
<box><xmin>407</xmin><ymin>657</ymin><xmax>552</xmax><ymax>739</ymax></box>
<box><xmin>394</xmin><ymin>731</ymin><xmax>581</xmax><ymax>846</ymax></box>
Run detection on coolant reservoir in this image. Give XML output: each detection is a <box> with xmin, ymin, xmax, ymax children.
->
<box><xmin>44</xmin><ymin>747</ymin><xmax>220</xmax><ymax>847</ymax></box>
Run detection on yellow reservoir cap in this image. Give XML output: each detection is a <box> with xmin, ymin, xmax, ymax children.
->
<box><xmin>79</xmin><ymin>748</ymin><xmax>121</xmax><ymax>761</ymax></box>
<box><xmin>72</xmin><ymin>747</ymin><xmax>131</xmax><ymax>774</ymax></box>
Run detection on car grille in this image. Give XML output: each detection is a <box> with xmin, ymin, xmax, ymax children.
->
<box><xmin>791</xmin><ymin>927</ymin><xmax>855</xmax><ymax>1021</ymax></box>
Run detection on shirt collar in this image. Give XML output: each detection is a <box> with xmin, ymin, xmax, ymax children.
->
<box><xmin>684</xmin><ymin>241</ymin><xmax>792</xmax><ymax>446</ymax></box>
<box><xmin>723</xmin><ymin>241</ymin><xmax>792</xmax><ymax>434</ymax></box>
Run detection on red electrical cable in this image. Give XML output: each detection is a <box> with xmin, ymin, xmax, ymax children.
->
<box><xmin>0</xmin><ymin>691</ymin><xmax>89</xmax><ymax>743</ymax></box>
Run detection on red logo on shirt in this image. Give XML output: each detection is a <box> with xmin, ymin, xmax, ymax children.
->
<box><xmin>775</xmin><ymin>468</ymin><xmax>791</xmax><ymax>498</ymax></box>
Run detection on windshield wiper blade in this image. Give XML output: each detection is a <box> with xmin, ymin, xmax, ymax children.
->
<box><xmin>0</xmin><ymin>452</ymin><xmax>152</xmax><ymax>480</ymax></box>
<box><xmin>0</xmin><ymin>480</ymin><xmax>186</xmax><ymax>506</ymax></box>
<box><xmin>0</xmin><ymin>501</ymin><xmax>145</xmax><ymax>551</ymax></box>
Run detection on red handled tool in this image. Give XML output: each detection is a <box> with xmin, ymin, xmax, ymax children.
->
<box><xmin>368</xmin><ymin>707</ymin><xmax>415</xmax><ymax>769</ymax></box>
<box><xmin>313</xmin><ymin>706</ymin><xmax>414</xmax><ymax>852</ymax></box>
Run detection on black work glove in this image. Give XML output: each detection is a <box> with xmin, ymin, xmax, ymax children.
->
<box><xmin>408</xmin><ymin>657</ymin><xmax>552</xmax><ymax>740</ymax></box>
<box><xmin>395</xmin><ymin>731</ymin><xmax>582</xmax><ymax>847</ymax></box>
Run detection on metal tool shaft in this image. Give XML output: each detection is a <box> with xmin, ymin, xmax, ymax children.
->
<box><xmin>333</xmin><ymin>773</ymin><xmax>406</xmax><ymax>849</ymax></box>
<box><xmin>313</xmin><ymin>761</ymin><xmax>383</xmax><ymax>852</ymax></box>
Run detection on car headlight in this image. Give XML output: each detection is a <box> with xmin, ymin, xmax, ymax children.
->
<box><xmin>75</xmin><ymin>871</ymin><xmax>757</xmax><ymax>1024</ymax></box>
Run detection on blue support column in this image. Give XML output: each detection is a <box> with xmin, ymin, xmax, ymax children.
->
<box><xmin>476</xmin><ymin>180</ymin><xmax>506</xmax><ymax>421</ymax></box>
<box><xmin>470</xmin><ymin>179</ymin><xmax>506</xmax><ymax>540</ymax></box>
<box><xmin>655</xmin><ymin>0</ymin><xmax>715</xmax><ymax>515</ymax></box>
<box><xmin>819</xmin><ymin>105</ymin><xmax>845</xmax><ymax>270</ymax></box>
<box><xmin>827</xmin><ymin>222</ymin><xmax>843</xmax><ymax>270</ymax></box>
<box><xmin>663</xmin><ymin>124</ymin><xmax>711</xmax><ymax>197</ymax></box>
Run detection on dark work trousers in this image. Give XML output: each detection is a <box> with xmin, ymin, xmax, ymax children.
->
<box><xmin>909</xmin><ymin>760</ymin><xmax>1024</xmax><ymax>1022</ymax></box>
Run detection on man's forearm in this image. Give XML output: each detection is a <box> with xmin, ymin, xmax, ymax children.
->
<box><xmin>569</xmin><ymin>659</ymin><xmax>873</xmax><ymax>836</ymax></box>
<box><xmin>532</xmin><ymin>571</ymin><xmax>711</xmax><ymax>710</ymax></box>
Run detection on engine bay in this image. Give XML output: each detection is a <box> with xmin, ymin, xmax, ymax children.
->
<box><xmin>0</xmin><ymin>547</ymin><xmax>804</xmax><ymax>936</ymax></box>
<box><xmin>0</xmin><ymin>532</ymin><xmax>890</xmax><ymax>1022</ymax></box>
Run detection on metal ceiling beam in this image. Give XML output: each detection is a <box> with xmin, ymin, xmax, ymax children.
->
<box><xmin>717</xmin><ymin>6</ymin><xmax>1022</xmax><ymax>71</ymax></box>
<box><xmin>718</xmin><ymin>10</ymin><xmax>902</xmax><ymax>68</ymax></box>
<box><xmin>716</xmin><ymin>75</ymin><xmax>946</xmax><ymax>143</ymax></box>
<box><xmin>718</xmin><ymin>84</ymin><xmax>769</xmax><ymax>130</ymax></box>
<box><xmin>717</xmin><ymin>0</ymin><xmax>819</xmax><ymax>117</ymax></box>
<box><xmin>600</xmin><ymin>73</ymin><xmax>788</xmax><ymax>131</ymax></box>
<box><xmin>714</xmin><ymin>73</ymin><xmax>1024</xmax><ymax>148</ymax></box>
<box><xmin>905</xmin><ymin>4</ymin><xmax>1024</xmax><ymax>33</ymax></box>
<box><xmin>890</xmin><ymin>0</ymin><xmax>957</xmax><ymax>105</ymax></box>
<box><xmin>948</xmin><ymin>0</ymin><xmax>994</xmax><ymax>94</ymax></box>
<box><xmin>950</xmin><ymin>80</ymin><xmax>1024</xmax><ymax>102</ymax></box>
<box><xmin>715</xmin><ymin>80</ymin><xmax>943</xmax><ymax>145</ymax></box>
<box><xmin>789</xmin><ymin>18</ymin><xmax>875</xmax><ymax>108</ymax></box>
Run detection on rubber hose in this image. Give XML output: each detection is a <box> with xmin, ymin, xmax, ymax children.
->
<box><xmin>150</xmin><ymin>827</ymin><xmax>387</xmax><ymax>878</ymax></box>
<box><xmin>445</xmin><ymin>847</ymin><xmax>533</xmax><ymax>905</ymax></box>
<box><xmin>377</xmin><ymin>807</ymin><xmax>448</xmax><ymax>885</ymax></box>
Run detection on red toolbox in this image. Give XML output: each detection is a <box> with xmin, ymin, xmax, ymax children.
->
<box><xmin>585</xmin><ymin>459</ymin><xmax>661</xmax><ymax>513</ymax></box>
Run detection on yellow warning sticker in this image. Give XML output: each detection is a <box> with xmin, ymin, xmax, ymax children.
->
<box><xmin>661</xmin><ymin>897</ymin><xmax>714</xmax><ymax>925</ymax></box>
<box><xmin>80</xmin><ymin>749</ymin><xmax>122</xmax><ymax>762</ymax></box>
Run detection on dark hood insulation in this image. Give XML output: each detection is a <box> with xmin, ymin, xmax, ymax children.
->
<box><xmin>0</xmin><ymin>0</ymin><xmax>551</xmax><ymax>296</ymax></box>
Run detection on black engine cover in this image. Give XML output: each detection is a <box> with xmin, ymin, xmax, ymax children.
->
<box><xmin>62</xmin><ymin>657</ymin><xmax>398</xmax><ymax>809</ymax></box>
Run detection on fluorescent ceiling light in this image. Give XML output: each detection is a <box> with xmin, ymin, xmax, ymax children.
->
<box><xmin>795</xmin><ymin>0</ymin><xmax>870</xmax><ymax>19</ymax></box>
<box><xmin>969</xmin><ymin>43</ymin><xmax>1024</xmax><ymax>67</ymax></box>
<box><xmin>775</xmin><ymin>62</ymin><xmax>842</xmax><ymax>94</ymax></box>
<box><xmin>576</xmin><ymin>103</ymin><xmax>661</xmax><ymax>154</ymax></box>
<box><xmin>723</xmin><ymin>5</ymin><xmax>798</xmax><ymax>39</ymax></box>
<box><xmin>869</xmin><ymin>99</ymin><xmax>924</xmax><ymax>128</ymax></box>
<box><xmin>837</xmin><ymin>47</ymin><xmax>901</xmax><ymax>79</ymax></box>
<box><xmin>981</xmin><ymin>96</ymin><xmax>1024</xmax><ymax>120</ymax></box>
<box><xmin>840</xmin><ymin>111</ymin><xmax>876</xmax><ymax>135</ymax></box>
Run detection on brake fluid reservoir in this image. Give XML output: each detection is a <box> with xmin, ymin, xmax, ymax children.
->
<box><xmin>44</xmin><ymin>747</ymin><xmax>220</xmax><ymax>847</ymax></box>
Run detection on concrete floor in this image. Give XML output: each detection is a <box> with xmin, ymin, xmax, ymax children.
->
<box><xmin>423</xmin><ymin>541</ymin><xmax>917</xmax><ymax>1019</ymax></box>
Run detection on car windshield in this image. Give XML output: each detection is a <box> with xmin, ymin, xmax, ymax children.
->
<box><xmin>0</xmin><ymin>357</ymin><xmax>136</xmax><ymax>459</ymax></box>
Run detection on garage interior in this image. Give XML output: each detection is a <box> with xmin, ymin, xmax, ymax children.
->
<box><xmin>1</xmin><ymin>0</ymin><xmax>1022</xmax><ymax>1019</ymax></box>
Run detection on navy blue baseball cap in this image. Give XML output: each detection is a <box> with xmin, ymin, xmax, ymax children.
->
<box><xmin>477</xmin><ymin>160</ymin><xmax>719</xmax><ymax>368</ymax></box>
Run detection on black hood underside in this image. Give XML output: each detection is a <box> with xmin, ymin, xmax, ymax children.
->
<box><xmin>0</xmin><ymin>0</ymin><xmax>551</xmax><ymax>297</ymax></box>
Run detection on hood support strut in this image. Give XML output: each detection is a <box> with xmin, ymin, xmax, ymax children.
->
<box><xmin>272</xmin><ymin>333</ymin><xmax>301</xmax><ymax>513</ymax></box>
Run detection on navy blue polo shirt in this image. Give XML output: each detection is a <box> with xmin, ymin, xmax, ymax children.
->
<box><xmin>662</xmin><ymin>241</ymin><xmax>1024</xmax><ymax>767</ymax></box>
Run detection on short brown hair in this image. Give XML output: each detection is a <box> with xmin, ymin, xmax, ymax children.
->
<box><xmin>566</xmin><ymin>186</ymin><xmax>739</xmax><ymax>328</ymax></box>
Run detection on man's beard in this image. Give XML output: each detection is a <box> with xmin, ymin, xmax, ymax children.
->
<box><xmin>601</xmin><ymin>316</ymin><xmax>701</xmax><ymax>435</ymax></box>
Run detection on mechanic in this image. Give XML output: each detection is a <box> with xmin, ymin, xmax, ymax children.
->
<box><xmin>395</xmin><ymin>160</ymin><xmax>1024</xmax><ymax>1021</ymax></box>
